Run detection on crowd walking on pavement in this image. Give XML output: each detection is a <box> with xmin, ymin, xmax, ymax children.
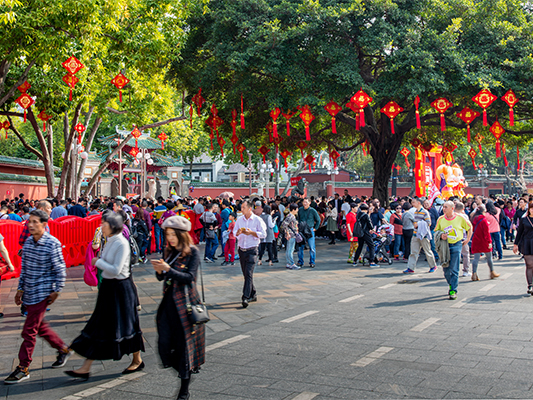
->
<box><xmin>1</xmin><ymin>188</ymin><xmax>533</xmax><ymax>398</ymax></box>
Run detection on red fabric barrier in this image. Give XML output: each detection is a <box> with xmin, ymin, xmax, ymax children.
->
<box><xmin>1</xmin><ymin>215</ymin><xmax>102</xmax><ymax>281</ymax></box>
<box><xmin>0</xmin><ymin>220</ymin><xmax>24</xmax><ymax>281</ymax></box>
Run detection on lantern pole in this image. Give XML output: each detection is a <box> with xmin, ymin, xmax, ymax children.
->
<box><xmin>142</xmin><ymin>148</ymin><xmax>147</xmax><ymax>199</ymax></box>
<box><xmin>247</xmin><ymin>151</ymin><xmax>252</xmax><ymax>196</ymax></box>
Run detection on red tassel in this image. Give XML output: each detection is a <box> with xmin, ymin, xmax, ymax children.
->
<box><xmin>305</xmin><ymin>126</ymin><xmax>310</xmax><ymax>141</ymax></box>
<box><xmin>416</xmin><ymin>110</ymin><xmax>421</xmax><ymax>129</ymax></box>
<box><xmin>286</xmin><ymin>120</ymin><xmax>291</xmax><ymax>136</ymax></box>
<box><xmin>23</xmin><ymin>110</ymin><xmax>27</xmax><ymax>123</ymax></box>
<box><xmin>189</xmin><ymin>105</ymin><xmax>193</xmax><ymax>128</ymax></box>
<box><xmin>263</xmin><ymin>155</ymin><xmax>266</xmax><ymax>163</ymax></box>
<box><xmin>300</xmin><ymin>149</ymin><xmax>304</xmax><ymax>159</ymax></box>
<box><xmin>239</xmin><ymin>151</ymin><xmax>244</xmax><ymax>162</ymax></box>
<box><xmin>273</xmin><ymin>122</ymin><xmax>278</xmax><ymax>138</ymax></box>
<box><xmin>510</xmin><ymin>108</ymin><xmax>514</xmax><ymax>126</ymax></box>
<box><xmin>161</xmin><ymin>142</ymin><xmax>164</xmax><ymax>150</ymax></box>
<box><xmin>69</xmin><ymin>89</ymin><xmax>73</xmax><ymax>102</ymax></box>
<box><xmin>496</xmin><ymin>140</ymin><xmax>501</xmax><ymax>158</ymax></box>
<box><xmin>390</xmin><ymin>118</ymin><xmax>395</xmax><ymax>134</ymax></box>
<box><xmin>472</xmin><ymin>159</ymin><xmax>477</xmax><ymax>169</ymax></box>
<box><xmin>284</xmin><ymin>158</ymin><xmax>288</xmax><ymax>168</ymax></box>
<box><xmin>216</xmin><ymin>129</ymin><xmax>219</xmax><ymax>141</ymax></box>
<box><xmin>360</xmin><ymin>110</ymin><xmax>365</xmax><ymax>127</ymax></box>
<box><xmin>355</xmin><ymin>114</ymin><xmax>360</xmax><ymax>130</ymax></box>
<box><xmin>467</xmin><ymin>125</ymin><xmax>471</xmax><ymax>143</ymax></box>
<box><xmin>440</xmin><ymin>114</ymin><xmax>445</xmax><ymax>131</ymax></box>
<box><xmin>119</xmin><ymin>90</ymin><xmax>123</xmax><ymax>103</ymax></box>
<box><xmin>517</xmin><ymin>146</ymin><xmax>520</xmax><ymax>167</ymax></box>
<box><xmin>504</xmin><ymin>155</ymin><xmax>508</xmax><ymax>167</ymax></box>
<box><xmin>135</xmin><ymin>138</ymin><xmax>138</xmax><ymax>148</ymax></box>
<box><xmin>483</xmin><ymin>109</ymin><xmax>487</xmax><ymax>126</ymax></box>
<box><xmin>232</xmin><ymin>144</ymin><xmax>236</xmax><ymax>155</ymax></box>
<box><xmin>331</xmin><ymin>117</ymin><xmax>337</xmax><ymax>134</ymax></box>
<box><xmin>240</xmin><ymin>94</ymin><xmax>245</xmax><ymax>129</ymax></box>
<box><xmin>43</xmin><ymin>122</ymin><xmax>46</xmax><ymax>132</ymax></box>
<box><xmin>479</xmin><ymin>144</ymin><xmax>482</xmax><ymax>154</ymax></box>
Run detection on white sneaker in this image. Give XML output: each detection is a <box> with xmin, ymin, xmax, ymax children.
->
<box><xmin>462</xmin><ymin>271</ymin><xmax>472</xmax><ymax>277</ymax></box>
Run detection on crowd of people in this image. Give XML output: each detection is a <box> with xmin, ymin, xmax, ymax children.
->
<box><xmin>1</xmin><ymin>189</ymin><xmax>533</xmax><ymax>398</ymax></box>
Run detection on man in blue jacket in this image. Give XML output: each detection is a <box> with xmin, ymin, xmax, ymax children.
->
<box><xmin>297</xmin><ymin>198</ymin><xmax>321</xmax><ymax>268</ymax></box>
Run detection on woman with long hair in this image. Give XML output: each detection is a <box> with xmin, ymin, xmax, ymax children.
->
<box><xmin>66</xmin><ymin>212</ymin><xmax>145</xmax><ymax>380</ymax></box>
<box><xmin>325</xmin><ymin>203</ymin><xmax>339</xmax><ymax>245</ymax></box>
<box><xmin>469</xmin><ymin>204</ymin><xmax>499</xmax><ymax>281</ymax></box>
<box><xmin>151</xmin><ymin>216</ymin><xmax>205</xmax><ymax>400</ymax></box>
<box><xmin>514</xmin><ymin>202</ymin><xmax>533</xmax><ymax>295</ymax></box>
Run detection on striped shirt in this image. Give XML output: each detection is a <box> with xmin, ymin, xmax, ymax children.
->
<box><xmin>18</xmin><ymin>232</ymin><xmax>66</xmax><ymax>305</ymax></box>
<box><xmin>412</xmin><ymin>207</ymin><xmax>432</xmax><ymax>237</ymax></box>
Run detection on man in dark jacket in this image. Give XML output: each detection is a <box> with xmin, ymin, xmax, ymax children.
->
<box><xmin>352</xmin><ymin>203</ymin><xmax>378</xmax><ymax>268</ymax></box>
<box><xmin>297</xmin><ymin>198</ymin><xmax>321</xmax><ymax>268</ymax></box>
<box><xmin>67</xmin><ymin>199</ymin><xmax>86</xmax><ymax>218</ymax></box>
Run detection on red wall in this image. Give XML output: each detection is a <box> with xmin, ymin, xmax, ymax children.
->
<box><xmin>0</xmin><ymin>182</ymin><xmax>56</xmax><ymax>200</ymax></box>
<box><xmin>0</xmin><ymin>166</ymin><xmax>46</xmax><ymax>177</ymax></box>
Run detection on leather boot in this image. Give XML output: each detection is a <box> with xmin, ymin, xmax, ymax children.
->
<box><xmin>490</xmin><ymin>271</ymin><xmax>500</xmax><ymax>279</ymax></box>
<box><xmin>471</xmin><ymin>272</ymin><xmax>479</xmax><ymax>281</ymax></box>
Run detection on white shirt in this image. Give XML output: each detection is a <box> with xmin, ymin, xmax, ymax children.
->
<box><xmin>233</xmin><ymin>213</ymin><xmax>267</xmax><ymax>249</ymax></box>
<box><xmin>341</xmin><ymin>202</ymin><xmax>351</xmax><ymax>219</ymax></box>
<box><xmin>95</xmin><ymin>234</ymin><xmax>131</xmax><ymax>280</ymax></box>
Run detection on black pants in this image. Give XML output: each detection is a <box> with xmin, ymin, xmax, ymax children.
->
<box><xmin>238</xmin><ymin>247</ymin><xmax>257</xmax><ymax>301</ymax></box>
<box><xmin>403</xmin><ymin>229</ymin><xmax>414</xmax><ymax>260</ymax></box>
<box><xmin>353</xmin><ymin>233</ymin><xmax>374</xmax><ymax>263</ymax></box>
<box><xmin>258</xmin><ymin>242</ymin><xmax>273</xmax><ymax>261</ymax></box>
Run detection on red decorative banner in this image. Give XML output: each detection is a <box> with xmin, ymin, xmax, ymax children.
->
<box><xmin>456</xmin><ymin>107</ymin><xmax>480</xmax><ymax>143</ymax></box>
<box><xmin>270</xmin><ymin>108</ymin><xmax>281</xmax><ymax>138</ymax></box>
<box><xmin>472</xmin><ymin>89</ymin><xmax>497</xmax><ymax>126</ymax></box>
<box><xmin>158</xmin><ymin>131</ymin><xmax>168</xmax><ymax>150</ymax></box>
<box><xmin>430</xmin><ymin>97</ymin><xmax>453</xmax><ymax>131</ymax></box>
<box><xmin>15</xmin><ymin>93</ymin><xmax>34</xmax><ymax>123</ymax></box>
<box><xmin>468</xmin><ymin>147</ymin><xmax>477</xmax><ymax>169</ymax></box>
<box><xmin>502</xmin><ymin>89</ymin><xmax>518</xmax><ymax>126</ymax></box>
<box><xmin>282</xmin><ymin>109</ymin><xmax>298</xmax><ymax>136</ymax></box>
<box><xmin>400</xmin><ymin>147</ymin><xmax>411</xmax><ymax>169</ymax></box>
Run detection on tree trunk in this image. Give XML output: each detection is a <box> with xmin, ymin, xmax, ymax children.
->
<box><xmin>76</xmin><ymin>116</ymin><xmax>102</xmax><ymax>197</ymax></box>
<box><xmin>280</xmin><ymin>158</ymin><xmax>304</xmax><ymax>197</ymax></box>
<box><xmin>57</xmin><ymin>104</ymin><xmax>83</xmax><ymax>200</ymax></box>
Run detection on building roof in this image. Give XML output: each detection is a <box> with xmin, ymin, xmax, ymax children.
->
<box><xmin>0</xmin><ymin>155</ymin><xmax>59</xmax><ymax>171</ymax></box>
<box><xmin>223</xmin><ymin>163</ymin><xmax>253</xmax><ymax>173</ymax></box>
<box><xmin>97</xmin><ymin>126</ymin><xmax>162</xmax><ymax>150</ymax></box>
<box><xmin>0</xmin><ymin>172</ymin><xmax>60</xmax><ymax>184</ymax></box>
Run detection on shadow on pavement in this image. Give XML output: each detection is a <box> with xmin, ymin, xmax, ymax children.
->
<box><xmin>368</xmin><ymin>295</ymin><xmax>446</xmax><ymax>308</ymax></box>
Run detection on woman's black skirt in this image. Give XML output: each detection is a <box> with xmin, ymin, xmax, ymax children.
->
<box><xmin>71</xmin><ymin>277</ymin><xmax>145</xmax><ymax>361</ymax></box>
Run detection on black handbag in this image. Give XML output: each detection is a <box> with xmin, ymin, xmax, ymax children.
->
<box><xmin>185</xmin><ymin>261</ymin><xmax>210</xmax><ymax>325</ymax></box>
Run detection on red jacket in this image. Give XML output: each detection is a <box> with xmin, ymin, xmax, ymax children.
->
<box><xmin>470</xmin><ymin>215</ymin><xmax>492</xmax><ymax>254</ymax></box>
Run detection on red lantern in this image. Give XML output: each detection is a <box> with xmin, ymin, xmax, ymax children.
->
<box><xmin>299</xmin><ymin>107</ymin><xmax>315</xmax><ymax>141</ymax></box>
<box><xmin>212</xmin><ymin>115</ymin><xmax>224</xmax><ymax>140</ymax></box>
<box><xmin>468</xmin><ymin>147</ymin><xmax>477</xmax><ymax>169</ymax></box>
<box><xmin>380</xmin><ymin>101</ymin><xmax>404</xmax><ymax>134</ymax></box>
<box><xmin>445</xmin><ymin>142</ymin><xmax>458</xmax><ymax>162</ymax></box>
<box><xmin>237</xmin><ymin>143</ymin><xmax>246</xmax><ymax>162</ymax></box>
<box><xmin>230</xmin><ymin>109</ymin><xmax>238</xmax><ymax>154</ymax></box>
<box><xmin>400</xmin><ymin>147</ymin><xmax>411</xmax><ymax>169</ymax></box>
<box><xmin>324</xmin><ymin>101</ymin><xmax>342</xmax><ymax>134</ymax></box>
<box><xmin>410</xmin><ymin>137</ymin><xmax>422</xmax><ymax>148</ymax></box>
<box><xmin>472</xmin><ymin>89</ymin><xmax>497</xmax><ymax>126</ymax></box>
<box><xmin>502</xmin><ymin>89</ymin><xmax>519</xmax><ymax>126</ymax></box>
<box><xmin>490</xmin><ymin>121</ymin><xmax>504</xmax><ymax>157</ymax></box>
<box><xmin>475</xmin><ymin>132</ymin><xmax>484</xmax><ymax>154</ymax></box>
<box><xmin>329</xmin><ymin>150</ymin><xmax>340</xmax><ymax>168</ymax></box>
<box><xmin>3</xmin><ymin>120</ymin><xmax>10</xmax><ymax>139</ymax></box>
<box><xmin>282</xmin><ymin>109</ymin><xmax>298</xmax><ymax>136</ymax></box>
<box><xmin>18</xmin><ymin>81</ymin><xmax>31</xmax><ymax>93</ymax></box>
<box><xmin>270</xmin><ymin>108</ymin><xmax>281</xmax><ymax>138</ymax></box>
<box><xmin>129</xmin><ymin>147</ymin><xmax>140</xmax><ymax>158</ymax></box>
<box><xmin>266</xmin><ymin>121</ymin><xmax>274</xmax><ymax>143</ymax></box>
<box><xmin>296</xmin><ymin>140</ymin><xmax>308</xmax><ymax>158</ymax></box>
<box><xmin>517</xmin><ymin>146</ymin><xmax>520</xmax><ymax>171</ymax></box>
<box><xmin>111</xmin><ymin>73</ymin><xmax>130</xmax><ymax>102</ymax></box>
<box><xmin>258</xmin><ymin>145</ymin><xmax>270</xmax><ymax>163</ymax></box>
<box><xmin>37</xmin><ymin>109</ymin><xmax>52</xmax><ymax>132</ymax></box>
<box><xmin>158</xmin><ymin>131</ymin><xmax>168</xmax><ymax>150</ymax></box>
<box><xmin>192</xmin><ymin>89</ymin><xmax>205</xmax><ymax>116</ymax></box>
<box><xmin>62</xmin><ymin>74</ymin><xmax>79</xmax><ymax>101</ymax></box>
<box><xmin>62</xmin><ymin>56</ymin><xmax>84</xmax><ymax>101</ymax></box>
<box><xmin>15</xmin><ymin>93</ymin><xmax>35</xmax><ymax>123</ymax></box>
<box><xmin>272</xmin><ymin>135</ymin><xmax>282</xmax><ymax>154</ymax></box>
<box><xmin>131</xmin><ymin>126</ymin><xmax>142</xmax><ymax>149</ymax></box>
<box><xmin>280</xmin><ymin>150</ymin><xmax>292</xmax><ymax>168</ymax></box>
<box><xmin>430</xmin><ymin>97</ymin><xmax>453</xmax><ymax>131</ymax></box>
<box><xmin>75</xmin><ymin>123</ymin><xmax>86</xmax><ymax>144</ymax></box>
<box><xmin>230</xmin><ymin>132</ymin><xmax>239</xmax><ymax>155</ymax></box>
<box><xmin>456</xmin><ymin>107</ymin><xmax>480</xmax><ymax>143</ymax></box>
<box><xmin>304</xmin><ymin>153</ymin><xmax>315</xmax><ymax>172</ymax></box>
<box><xmin>240</xmin><ymin>94</ymin><xmax>245</xmax><ymax>130</ymax></box>
<box><xmin>218</xmin><ymin>136</ymin><xmax>226</xmax><ymax>157</ymax></box>
<box><xmin>350</xmin><ymin>89</ymin><xmax>372</xmax><ymax>129</ymax></box>
<box><xmin>502</xmin><ymin>143</ymin><xmax>508</xmax><ymax>167</ymax></box>
<box><xmin>414</xmin><ymin>96</ymin><xmax>421</xmax><ymax>129</ymax></box>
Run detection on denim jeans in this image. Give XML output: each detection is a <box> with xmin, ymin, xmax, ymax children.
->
<box><xmin>205</xmin><ymin>235</ymin><xmax>218</xmax><ymax>260</ymax></box>
<box><xmin>298</xmin><ymin>230</ymin><xmax>316</xmax><ymax>265</ymax></box>
<box><xmin>444</xmin><ymin>241</ymin><xmax>462</xmax><ymax>293</ymax></box>
<box><xmin>154</xmin><ymin>224</ymin><xmax>164</xmax><ymax>253</ymax></box>
<box><xmin>430</xmin><ymin>236</ymin><xmax>439</xmax><ymax>263</ymax></box>
<box><xmin>499</xmin><ymin>227</ymin><xmax>507</xmax><ymax>247</ymax></box>
<box><xmin>286</xmin><ymin>237</ymin><xmax>296</xmax><ymax>266</ymax></box>
<box><xmin>490</xmin><ymin>231</ymin><xmax>502</xmax><ymax>259</ymax></box>
<box><xmin>393</xmin><ymin>234</ymin><xmax>403</xmax><ymax>257</ymax></box>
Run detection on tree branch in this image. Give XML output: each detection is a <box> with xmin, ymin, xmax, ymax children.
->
<box><xmin>6</xmin><ymin>115</ymin><xmax>43</xmax><ymax>160</ymax></box>
<box><xmin>106</xmin><ymin>107</ymin><xmax>128</xmax><ymax>115</ymax></box>
<box><xmin>0</xmin><ymin>59</ymin><xmax>36</xmax><ymax>108</ymax></box>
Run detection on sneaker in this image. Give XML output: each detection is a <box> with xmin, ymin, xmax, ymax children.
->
<box><xmin>428</xmin><ymin>267</ymin><xmax>437</xmax><ymax>273</ymax></box>
<box><xmin>204</xmin><ymin>258</ymin><xmax>214</xmax><ymax>263</ymax></box>
<box><xmin>296</xmin><ymin>262</ymin><xmax>303</xmax><ymax>267</ymax></box>
<box><xmin>212</xmin><ymin>257</ymin><xmax>218</xmax><ymax>261</ymax></box>
<box><xmin>291</xmin><ymin>264</ymin><xmax>301</xmax><ymax>270</ymax></box>
<box><xmin>347</xmin><ymin>259</ymin><xmax>353</xmax><ymax>264</ymax></box>
<box><xmin>230</xmin><ymin>262</ymin><xmax>235</xmax><ymax>266</ymax></box>
<box><xmin>403</xmin><ymin>268</ymin><xmax>415</xmax><ymax>274</ymax></box>
<box><xmin>449</xmin><ymin>290</ymin><xmax>457</xmax><ymax>300</ymax></box>
<box><xmin>528</xmin><ymin>286</ymin><xmax>533</xmax><ymax>295</ymax></box>
<box><xmin>221</xmin><ymin>261</ymin><xmax>228</xmax><ymax>266</ymax></box>
<box><xmin>369</xmin><ymin>263</ymin><xmax>380</xmax><ymax>268</ymax></box>
<box><xmin>4</xmin><ymin>366</ymin><xmax>30</xmax><ymax>384</ymax></box>
<box><xmin>51</xmin><ymin>349</ymin><xmax>71</xmax><ymax>368</ymax></box>
<box><xmin>461</xmin><ymin>271</ymin><xmax>472</xmax><ymax>277</ymax></box>
<box><xmin>309</xmin><ymin>263</ymin><xmax>315</xmax><ymax>268</ymax></box>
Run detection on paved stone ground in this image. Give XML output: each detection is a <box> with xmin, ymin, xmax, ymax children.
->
<box><xmin>1</xmin><ymin>239</ymin><xmax>533</xmax><ymax>400</ymax></box>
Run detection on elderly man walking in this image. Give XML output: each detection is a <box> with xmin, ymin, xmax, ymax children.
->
<box><xmin>297</xmin><ymin>198</ymin><xmax>321</xmax><ymax>268</ymax></box>
<box><xmin>233</xmin><ymin>200</ymin><xmax>266</xmax><ymax>308</ymax></box>
<box><xmin>403</xmin><ymin>197</ymin><xmax>438</xmax><ymax>274</ymax></box>
<box><xmin>5</xmin><ymin>210</ymin><xmax>71</xmax><ymax>384</ymax></box>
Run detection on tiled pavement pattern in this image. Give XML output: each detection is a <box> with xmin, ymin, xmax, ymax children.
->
<box><xmin>1</xmin><ymin>240</ymin><xmax>533</xmax><ymax>399</ymax></box>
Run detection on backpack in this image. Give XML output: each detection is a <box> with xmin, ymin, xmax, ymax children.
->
<box><xmin>129</xmin><ymin>235</ymin><xmax>140</xmax><ymax>266</ymax></box>
<box><xmin>353</xmin><ymin>215</ymin><xmax>365</xmax><ymax>238</ymax></box>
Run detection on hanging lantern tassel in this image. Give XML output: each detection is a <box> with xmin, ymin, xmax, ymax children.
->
<box><xmin>479</xmin><ymin>143</ymin><xmax>482</xmax><ymax>154</ymax></box>
<box><xmin>390</xmin><ymin>118</ymin><xmax>395</xmax><ymax>134</ymax></box>
<box><xmin>509</xmin><ymin>107</ymin><xmax>514</xmax><ymax>126</ymax></box>
<box><xmin>467</xmin><ymin>125</ymin><xmax>471</xmax><ymax>143</ymax></box>
<box><xmin>414</xmin><ymin>96</ymin><xmax>421</xmax><ymax>129</ymax></box>
<box><xmin>210</xmin><ymin>131</ymin><xmax>214</xmax><ymax>151</ymax></box>
<box><xmin>400</xmin><ymin>147</ymin><xmax>411</xmax><ymax>170</ymax></box>
<box><xmin>331</xmin><ymin>116</ymin><xmax>337</xmax><ymax>134</ymax></box>
<box><xmin>440</xmin><ymin>113</ymin><xmax>446</xmax><ymax>132</ymax></box>
<box><xmin>362</xmin><ymin>142</ymin><xmax>367</xmax><ymax>157</ymax></box>
<box><xmin>503</xmin><ymin>144</ymin><xmax>508</xmax><ymax>167</ymax></box>
<box><xmin>517</xmin><ymin>146</ymin><xmax>520</xmax><ymax>170</ymax></box>
<box><xmin>286</xmin><ymin>119</ymin><xmax>291</xmax><ymax>136</ymax></box>
<box><xmin>468</xmin><ymin>148</ymin><xmax>477</xmax><ymax>170</ymax></box>
<box><xmin>496</xmin><ymin>140</ymin><xmax>501</xmax><ymax>158</ymax></box>
<box><xmin>483</xmin><ymin>109</ymin><xmax>488</xmax><ymax>126</ymax></box>
<box><xmin>240</xmin><ymin>94</ymin><xmax>245</xmax><ymax>129</ymax></box>
<box><xmin>359</xmin><ymin>109</ymin><xmax>365</xmax><ymax>128</ymax></box>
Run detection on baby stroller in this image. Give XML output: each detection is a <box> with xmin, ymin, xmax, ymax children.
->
<box><xmin>361</xmin><ymin>234</ymin><xmax>393</xmax><ymax>266</ymax></box>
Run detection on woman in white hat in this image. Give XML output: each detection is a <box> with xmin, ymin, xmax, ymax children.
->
<box><xmin>151</xmin><ymin>215</ymin><xmax>205</xmax><ymax>400</ymax></box>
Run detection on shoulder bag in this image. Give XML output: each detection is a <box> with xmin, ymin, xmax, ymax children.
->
<box><xmin>184</xmin><ymin>258</ymin><xmax>210</xmax><ymax>325</ymax></box>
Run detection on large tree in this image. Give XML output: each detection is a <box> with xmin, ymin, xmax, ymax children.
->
<box><xmin>0</xmin><ymin>0</ymin><xmax>197</xmax><ymax>199</ymax></box>
<box><xmin>171</xmin><ymin>0</ymin><xmax>533</xmax><ymax>204</ymax></box>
